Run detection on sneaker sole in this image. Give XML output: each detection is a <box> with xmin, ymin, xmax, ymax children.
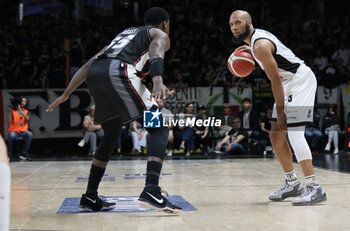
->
<box><xmin>137</xmin><ymin>200</ymin><xmax>182</xmax><ymax>214</ymax></box>
<box><xmin>78</xmin><ymin>205</ymin><xmax>116</xmax><ymax>212</ymax></box>
<box><xmin>268</xmin><ymin>188</ymin><xmax>303</xmax><ymax>201</ymax></box>
<box><xmin>292</xmin><ymin>194</ymin><xmax>327</xmax><ymax>206</ymax></box>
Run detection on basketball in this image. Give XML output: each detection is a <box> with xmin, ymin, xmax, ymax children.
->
<box><xmin>227</xmin><ymin>50</ymin><xmax>255</xmax><ymax>77</ymax></box>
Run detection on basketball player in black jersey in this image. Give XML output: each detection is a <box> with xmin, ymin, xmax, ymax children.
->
<box><xmin>47</xmin><ymin>7</ymin><xmax>182</xmax><ymax>214</ymax></box>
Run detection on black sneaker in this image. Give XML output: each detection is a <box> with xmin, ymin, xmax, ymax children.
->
<box><xmin>79</xmin><ymin>194</ymin><xmax>116</xmax><ymax>212</ymax></box>
<box><xmin>137</xmin><ymin>185</ymin><xmax>182</xmax><ymax>214</ymax></box>
<box><xmin>19</xmin><ymin>153</ymin><xmax>32</xmax><ymax>161</ymax></box>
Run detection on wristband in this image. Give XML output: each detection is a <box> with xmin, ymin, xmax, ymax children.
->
<box><xmin>149</xmin><ymin>57</ymin><xmax>164</xmax><ymax>78</ymax></box>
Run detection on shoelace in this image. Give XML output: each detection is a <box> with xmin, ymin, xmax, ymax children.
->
<box><xmin>97</xmin><ymin>195</ymin><xmax>109</xmax><ymax>202</ymax></box>
<box><xmin>301</xmin><ymin>186</ymin><xmax>314</xmax><ymax>197</ymax></box>
<box><xmin>160</xmin><ymin>188</ymin><xmax>169</xmax><ymax>196</ymax></box>
<box><xmin>278</xmin><ymin>181</ymin><xmax>289</xmax><ymax>191</ymax></box>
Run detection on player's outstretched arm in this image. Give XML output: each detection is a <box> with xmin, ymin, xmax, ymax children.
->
<box><xmin>46</xmin><ymin>46</ymin><xmax>107</xmax><ymax>112</ymax></box>
<box><xmin>254</xmin><ymin>39</ymin><xmax>287</xmax><ymax>130</ymax></box>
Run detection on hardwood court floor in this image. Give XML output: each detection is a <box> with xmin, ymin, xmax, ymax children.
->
<box><xmin>9</xmin><ymin>158</ymin><xmax>350</xmax><ymax>231</ymax></box>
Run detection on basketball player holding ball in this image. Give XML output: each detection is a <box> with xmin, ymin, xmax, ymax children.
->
<box><xmin>229</xmin><ymin>10</ymin><xmax>326</xmax><ymax>205</ymax></box>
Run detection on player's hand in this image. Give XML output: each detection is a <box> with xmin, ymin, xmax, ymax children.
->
<box><xmin>46</xmin><ymin>93</ymin><xmax>69</xmax><ymax>112</ymax></box>
<box><xmin>226</xmin><ymin>144</ymin><xmax>232</xmax><ymax>152</ymax></box>
<box><xmin>235</xmin><ymin>45</ymin><xmax>251</xmax><ymax>53</ymax></box>
<box><xmin>151</xmin><ymin>76</ymin><xmax>174</xmax><ymax>100</ymax></box>
<box><xmin>277</xmin><ymin>112</ymin><xmax>287</xmax><ymax>130</ymax></box>
<box><xmin>138</xmin><ymin>132</ymin><xmax>142</xmax><ymax>140</ymax></box>
<box><xmin>215</xmin><ymin>144</ymin><xmax>221</xmax><ymax>150</ymax></box>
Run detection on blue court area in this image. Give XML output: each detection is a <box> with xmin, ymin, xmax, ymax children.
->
<box><xmin>75</xmin><ymin>174</ymin><xmax>115</xmax><ymax>183</ymax></box>
<box><xmin>57</xmin><ymin>195</ymin><xmax>197</xmax><ymax>214</ymax></box>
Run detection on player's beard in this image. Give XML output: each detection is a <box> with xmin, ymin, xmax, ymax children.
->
<box><xmin>232</xmin><ymin>23</ymin><xmax>250</xmax><ymax>44</ymax></box>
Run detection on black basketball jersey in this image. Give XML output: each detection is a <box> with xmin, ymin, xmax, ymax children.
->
<box><xmin>100</xmin><ymin>26</ymin><xmax>153</xmax><ymax>72</ymax></box>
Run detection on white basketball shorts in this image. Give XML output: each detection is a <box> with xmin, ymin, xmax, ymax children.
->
<box><xmin>272</xmin><ymin>64</ymin><xmax>317</xmax><ymax>126</ymax></box>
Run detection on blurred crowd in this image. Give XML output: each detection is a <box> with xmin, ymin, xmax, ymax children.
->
<box><xmin>0</xmin><ymin>0</ymin><xmax>349</xmax><ymax>89</ymax></box>
<box><xmin>72</xmin><ymin>98</ymin><xmax>345</xmax><ymax>158</ymax></box>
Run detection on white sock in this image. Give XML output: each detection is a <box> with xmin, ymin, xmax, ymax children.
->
<box><xmin>305</xmin><ymin>174</ymin><xmax>318</xmax><ymax>187</ymax></box>
<box><xmin>284</xmin><ymin>170</ymin><xmax>298</xmax><ymax>185</ymax></box>
<box><xmin>0</xmin><ymin>162</ymin><xmax>10</xmax><ymax>231</ymax></box>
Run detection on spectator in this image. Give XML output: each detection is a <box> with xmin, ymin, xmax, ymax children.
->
<box><xmin>70</xmin><ymin>41</ymin><xmax>83</xmax><ymax>78</ymax></box>
<box><xmin>260</xmin><ymin>107</ymin><xmax>272</xmax><ymax>140</ymax></box>
<box><xmin>213</xmin><ymin>66</ymin><xmax>227</xmax><ymax>86</ymax></box>
<box><xmin>77</xmin><ymin>105</ymin><xmax>104</xmax><ymax>156</ymax></box>
<box><xmin>156</xmin><ymin>99</ymin><xmax>175</xmax><ymax>157</ymax></box>
<box><xmin>174</xmin><ymin>72</ymin><xmax>189</xmax><ymax>88</ymax></box>
<box><xmin>38</xmin><ymin>43</ymin><xmax>50</xmax><ymax>72</ymax></box>
<box><xmin>15</xmin><ymin>49</ymin><xmax>37</xmax><ymax>88</ymax></box>
<box><xmin>131</xmin><ymin>121</ymin><xmax>148</xmax><ymax>155</ymax></box>
<box><xmin>217</xmin><ymin>103</ymin><xmax>235</xmax><ymax>138</ymax></box>
<box><xmin>193</xmin><ymin>104</ymin><xmax>212</xmax><ymax>155</ymax></box>
<box><xmin>332</xmin><ymin>42</ymin><xmax>350</xmax><ymax>66</ymax></box>
<box><xmin>314</xmin><ymin>49</ymin><xmax>328</xmax><ymax>71</ymax></box>
<box><xmin>236</xmin><ymin>98</ymin><xmax>260</xmax><ymax>138</ymax></box>
<box><xmin>7</xmin><ymin>96</ymin><xmax>32</xmax><ymax>160</ymax></box>
<box><xmin>177</xmin><ymin>103</ymin><xmax>195</xmax><ymax>156</ymax></box>
<box><xmin>3</xmin><ymin>47</ymin><xmax>17</xmax><ymax>89</ymax></box>
<box><xmin>115</xmin><ymin>124</ymin><xmax>130</xmax><ymax>154</ymax></box>
<box><xmin>321</xmin><ymin>60</ymin><xmax>344</xmax><ymax>88</ymax></box>
<box><xmin>322</xmin><ymin>106</ymin><xmax>340</xmax><ymax>154</ymax></box>
<box><xmin>0</xmin><ymin>56</ymin><xmax>5</xmax><ymax>88</ymax></box>
<box><xmin>214</xmin><ymin>117</ymin><xmax>248</xmax><ymax>155</ymax></box>
<box><xmin>305</xmin><ymin>109</ymin><xmax>323</xmax><ymax>152</ymax></box>
<box><xmin>47</xmin><ymin>47</ymin><xmax>66</xmax><ymax>88</ymax></box>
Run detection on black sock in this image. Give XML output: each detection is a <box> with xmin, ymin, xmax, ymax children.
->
<box><xmin>145</xmin><ymin>161</ymin><xmax>162</xmax><ymax>186</ymax></box>
<box><xmin>85</xmin><ymin>164</ymin><xmax>106</xmax><ymax>198</ymax></box>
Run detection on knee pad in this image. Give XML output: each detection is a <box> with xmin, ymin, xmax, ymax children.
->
<box><xmin>146</xmin><ymin>127</ymin><xmax>169</xmax><ymax>159</ymax></box>
<box><xmin>288</xmin><ymin>126</ymin><xmax>312</xmax><ymax>162</ymax></box>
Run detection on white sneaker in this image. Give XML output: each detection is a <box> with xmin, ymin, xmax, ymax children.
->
<box><xmin>268</xmin><ymin>180</ymin><xmax>303</xmax><ymax>201</ymax></box>
<box><xmin>77</xmin><ymin>140</ymin><xmax>85</xmax><ymax>147</ymax></box>
<box><xmin>167</xmin><ymin>150</ymin><xmax>173</xmax><ymax>157</ymax></box>
<box><xmin>291</xmin><ymin>185</ymin><xmax>327</xmax><ymax>206</ymax></box>
<box><xmin>325</xmin><ymin>143</ymin><xmax>331</xmax><ymax>151</ymax></box>
<box><xmin>333</xmin><ymin>148</ymin><xmax>339</xmax><ymax>154</ymax></box>
<box><xmin>179</xmin><ymin>143</ymin><xmax>185</xmax><ymax>149</ymax></box>
<box><xmin>185</xmin><ymin>151</ymin><xmax>190</xmax><ymax>157</ymax></box>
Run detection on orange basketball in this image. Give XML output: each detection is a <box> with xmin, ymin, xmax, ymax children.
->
<box><xmin>227</xmin><ymin>50</ymin><xmax>255</xmax><ymax>77</ymax></box>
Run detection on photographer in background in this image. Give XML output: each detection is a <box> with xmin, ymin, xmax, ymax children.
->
<box><xmin>7</xmin><ymin>96</ymin><xmax>32</xmax><ymax>160</ymax></box>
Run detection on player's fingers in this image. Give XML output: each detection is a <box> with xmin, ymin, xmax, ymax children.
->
<box><xmin>155</xmin><ymin>91</ymin><xmax>160</xmax><ymax>100</ymax></box>
<box><xmin>166</xmin><ymin>89</ymin><xmax>175</xmax><ymax>95</ymax></box>
<box><xmin>46</xmin><ymin>104</ymin><xmax>54</xmax><ymax>112</ymax></box>
<box><xmin>162</xmin><ymin>89</ymin><xmax>167</xmax><ymax>99</ymax></box>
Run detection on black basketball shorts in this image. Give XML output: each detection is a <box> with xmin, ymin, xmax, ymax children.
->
<box><xmin>86</xmin><ymin>58</ymin><xmax>158</xmax><ymax>124</ymax></box>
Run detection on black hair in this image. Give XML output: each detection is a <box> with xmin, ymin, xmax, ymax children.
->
<box><xmin>10</xmin><ymin>96</ymin><xmax>28</xmax><ymax>110</ymax></box>
<box><xmin>242</xmin><ymin>97</ymin><xmax>251</xmax><ymax>104</ymax></box>
<box><xmin>144</xmin><ymin>7</ymin><xmax>169</xmax><ymax>26</ymax></box>
<box><xmin>184</xmin><ymin>102</ymin><xmax>194</xmax><ymax>113</ymax></box>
